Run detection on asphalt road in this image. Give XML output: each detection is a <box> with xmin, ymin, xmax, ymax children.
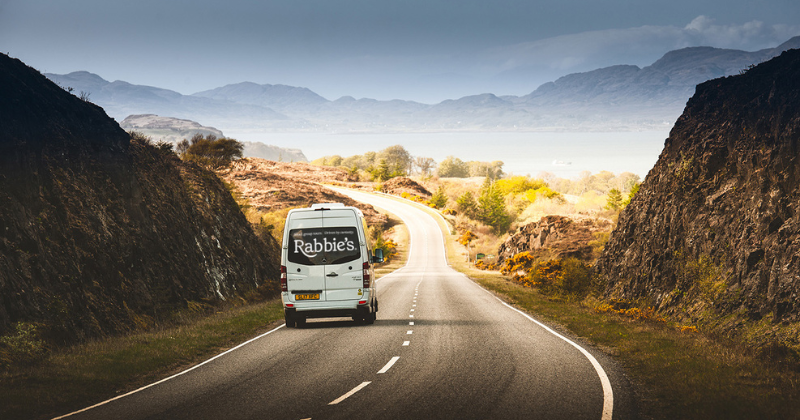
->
<box><xmin>56</xmin><ymin>189</ymin><xmax>636</xmax><ymax>420</ymax></box>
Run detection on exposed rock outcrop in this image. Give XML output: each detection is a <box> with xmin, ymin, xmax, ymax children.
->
<box><xmin>119</xmin><ymin>114</ymin><xmax>308</xmax><ymax>162</ymax></box>
<box><xmin>497</xmin><ymin>216</ymin><xmax>612</xmax><ymax>265</ymax></box>
<box><xmin>120</xmin><ymin>114</ymin><xmax>225</xmax><ymax>143</ymax></box>
<box><xmin>219</xmin><ymin>158</ymin><xmax>387</xmax><ymax>229</ymax></box>
<box><xmin>597</xmin><ymin>49</ymin><xmax>800</xmax><ymax>326</ymax></box>
<box><xmin>0</xmin><ymin>54</ymin><xmax>279</xmax><ymax>344</ymax></box>
<box><xmin>381</xmin><ymin>176</ymin><xmax>431</xmax><ymax>198</ymax></box>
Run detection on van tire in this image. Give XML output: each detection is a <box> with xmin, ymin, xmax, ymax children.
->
<box><xmin>296</xmin><ymin>317</ymin><xmax>306</xmax><ymax>328</ymax></box>
<box><xmin>285</xmin><ymin>315</ymin><xmax>296</xmax><ymax>328</ymax></box>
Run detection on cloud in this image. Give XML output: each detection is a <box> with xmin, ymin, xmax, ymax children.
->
<box><xmin>479</xmin><ymin>16</ymin><xmax>800</xmax><ymax>76</ymax></box>
<box><xmin>681</xmin><ymin>15</ymin><xmax>800</xmax><ymax>49</ymax></box>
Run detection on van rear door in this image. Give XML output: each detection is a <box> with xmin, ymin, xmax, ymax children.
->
<box><xmin>285</xmin><ymin>213</ymin><xmax>326</xmax><ymax>302</ymax></box>
<box><xmin>322</xmin><ymin>208</ymin><xmax>365</xmax><ymax>302</ymax></box>
<box><xmin>319</xmin><ymin>224</ymin><xmax>363</xmax><ymax>301</ymax></box>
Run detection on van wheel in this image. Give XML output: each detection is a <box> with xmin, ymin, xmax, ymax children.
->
<box><xmin>296</xmin><ymin>317</ymin><xmax>306</xmax><ymax>328</ymax></box>
<box><xmin>285</xmin><ymin>315</ymin><xmax>296</xmax><ymax>328</ymax></box>
<box><xmin>365</xmin><ymin>312</ymin><xmax>376</xmax><ymax>325</ymax></box>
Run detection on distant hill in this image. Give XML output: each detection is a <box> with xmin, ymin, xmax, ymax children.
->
<box><xmin>45</xmin><ymin>36</ymin><xmax>800</xmax><ymax>132</ymax></box>
<box><xmin>521</xmin><ymin>36</ymin><xmax>800</xmax><ymax>111</ymax></box>
<box><xmin>120</xmin><ymin>114</ymin><xmax>307</xmax><ymax>162</ymax></box>
<box><xmin>193</xmin><ymin>82</ymin><xmax>328</xmax><ymax>110</ymax></box>
<box><xmin>45</xmin><ymin>71</ymin><xmax>289</xmax><ymax>128</ymax></box>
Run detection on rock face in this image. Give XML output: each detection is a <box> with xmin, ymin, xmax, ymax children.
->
<box><xmin>119</xmin><ymin>114</ymin><xmax>225</xmax><ymax>143</ymax></box>
<box><xmin>497</xmin><ymin>216</ymin><xmax>612</xmax><ymax>265</ymax></box>
<box><xmin>0</xmin><ymin>54</ymin><xmax>279</xmax><ymax>343</ymax></box>
<box><xmin>381</xmin><ymin>177</ymin><xmax>431</xmax><ymax>199</ymax></box>
<box><xmin>597</xmin><ymin>49</ymin><xmax>800</xmax><ymax>324</ymax></box>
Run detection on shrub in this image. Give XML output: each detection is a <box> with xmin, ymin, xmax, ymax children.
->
<box><xmin>369</xmin><ymin>226</ymin><xmax>398</xmax><ymax>262</ymax></box>
<box><xmin>0</xmin><ymin>322</ymin><xmax>48</xmax><ymax>369</ymax></box>
<box><xmin>500</xmin><ymin>255</ymin><xmax>595</xmax><ymax>299</ymax></box>
<box><xmin>495</xmin><ymin>176</ymin><xmax>547</xmax><ymax>195</ymax></box>
<box><xmin>477</xmin><ymin>178</ymin><xmax>511</xmax><ymax>233</ymax></box>
<box><xmin>183</xmin><ymin>134</ymin><xmax>243</xmax><ymax>169</ymax></box>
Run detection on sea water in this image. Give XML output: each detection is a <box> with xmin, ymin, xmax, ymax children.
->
<box><xmin>223</xmin><ymin>130</ymin><xmax>669</xmax><ymax>179</ymax></box>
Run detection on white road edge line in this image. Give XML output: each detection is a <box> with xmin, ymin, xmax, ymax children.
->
<box><xmin>52</xmin><ymin>323</ymin><xmax>286</xmax><ymax>420</ymax></box>
<box><xmin>492</xmin><ymin>294</ymin><xmax>614</xmax><ymax>420</ymax></box>
<box><xmin>329</xmin><ymin>381</ymin><xmax>372</xmax><ymax>405</ymax></box>
<box><xmin>377</xmin><ymin>356</ymin><xmax>400</xmax><ymax>374</ymax></box>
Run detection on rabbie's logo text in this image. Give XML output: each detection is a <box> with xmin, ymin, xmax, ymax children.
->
<box><xmin>293</xmin><ymin>231</ymin><xmax>357</xmax><ymax>258</ymax></box>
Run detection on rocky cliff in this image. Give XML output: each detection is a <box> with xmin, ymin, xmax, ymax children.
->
<box><xmin>597</xmin><ymin>49</ymin><xmax>800</xmax><ymax>336</ymax></box>
<box><xmin>498</xmin><ymin>216</ymin><xmax>612</xmax><ymax>265</ymax></box>
<box><xmin>0</xmin><ymin>54</ymin><xmax>279</xmax><ymax>344</ymax></box>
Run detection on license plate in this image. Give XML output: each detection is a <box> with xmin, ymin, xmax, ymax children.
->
<box><xmin>295</xmin><ymin>293</ymin><xmax>319</xmax><ymax>301</ymax></box>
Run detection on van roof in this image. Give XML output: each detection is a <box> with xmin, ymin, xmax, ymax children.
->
<box><xmin>310</xmin><ymin>203</ymin><xmax>346</xmax><ymax>210</ymax></box>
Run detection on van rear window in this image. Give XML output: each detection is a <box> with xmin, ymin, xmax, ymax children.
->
<box><xmin>287</xmin><ymin>227</ymin><xmax>361</xmax><ymax>265</ymax></box>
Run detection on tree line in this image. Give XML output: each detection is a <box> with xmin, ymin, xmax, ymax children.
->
<box><xmin>311</xmin><ymin>146</ymin><xmax>506</xmax><ymax>181</ymax></box>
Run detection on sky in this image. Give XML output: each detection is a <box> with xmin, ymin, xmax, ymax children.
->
<box><xmin>2</xmin><ymin>0</ymin><xmax>799</xmax><ymax>103</ymax></box>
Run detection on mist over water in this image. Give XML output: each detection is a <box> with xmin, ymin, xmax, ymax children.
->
<box><xmin>224</xmin><ymin>131</ymin><xmax>669</xmax><ymax>179</ymax></box>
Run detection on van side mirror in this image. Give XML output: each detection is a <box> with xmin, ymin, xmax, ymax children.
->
<box><xmin>372</xmin><ymin>248</ymin><xmax>384</xmax><ymax>264</ymax></box>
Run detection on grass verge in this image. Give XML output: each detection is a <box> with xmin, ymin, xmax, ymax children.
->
<box><xmin>407</xmin><ymin>196</ymin><xmax>800</xmax><ymax>420</ymax></box>
<box><xmin>1</xmin><ymin>301</ymin><xmax>285</xmax><ymax>420</ymax></box>
<box><xmin>375</xmin><ymin>211</ymin><xmax>410</xmax><ymax>278</ymax></box>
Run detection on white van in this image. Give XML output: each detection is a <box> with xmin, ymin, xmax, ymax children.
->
<box><xmin>280</xmin><ymin>203</ymin><xmax>383</xmax><ymax>327</ymax></box>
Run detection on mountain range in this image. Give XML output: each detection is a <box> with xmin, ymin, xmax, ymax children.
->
<box><xmin>46</xmin><ymin>36</ymin><xmax>800</xmax><ymax>134</ymax></box>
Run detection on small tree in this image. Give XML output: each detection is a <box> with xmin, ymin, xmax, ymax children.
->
<box><xmin>622</xmin><ymin>183</ymin><xmax>641</xmax><ymax>207</ymax></box>
<box><xmin>456</xmin><ymin>191</ymin><xmax>478</xmax><ymax>219</ymax></box>
<box><xmin>477</xmin><ymin>178</ymin><xmax>511</xmax><ymax>233</ymax></box>
<box><xmin>414</xmin><ymin>156</ymin><xmax>437</xmax><ymax>176</ymax></box>
<box><xmin>176</xmin><ymin>139</ymin><xmax>190</xmax><ymax>157</ymax></box>
<box><xmin>370</xmin><ymin>159</ymin><xmax>391</xmax><ymax>181</ymax></box>
<box><xmin>437</xmin><ymin>156</ymin><xmax>470</xmax><ymax>178</ymax></box>
<box><xmin>183</xmin><ymin>134</ymin><xmax>244</xmax><ymax>169</ymax></box>
<box><xmin>430</xmin><ymin>186</ymin><xmax>448</xmax><ymax>209</ymax></box>
<box><xmin>605</xmin><ymin>188</ymin><xmax>624</xmax><ymax>211</ymax></box>
<box><xmin>378</xmin><ymin>145</ymin><xmax>412</xmax><ymax>176</ymax></box>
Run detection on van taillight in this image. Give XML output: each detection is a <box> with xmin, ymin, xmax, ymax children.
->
<box><xmin>362</xmin><ymin>261</ymin><xmax>370</xmax><ymax>288</ymax></box>
<box><xmin>280</xmin><ymin>265</ymin><xmax>288</xmax><ymax>292</ymax></box>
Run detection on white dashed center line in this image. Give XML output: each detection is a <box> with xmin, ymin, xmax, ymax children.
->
<box><xmin>403</xmin><ymin>341</ymin><xmax>410</xmax><ymax>346</ymax></box>
<box><xmin>329</xmin><ymin>381</ymin><xmax>371</xmax><ymax>405</ymax></box>
<box><xmin>378</xmin><ymin>356</ymin><xmax>400</xmax><ymax>374</ymax></box>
